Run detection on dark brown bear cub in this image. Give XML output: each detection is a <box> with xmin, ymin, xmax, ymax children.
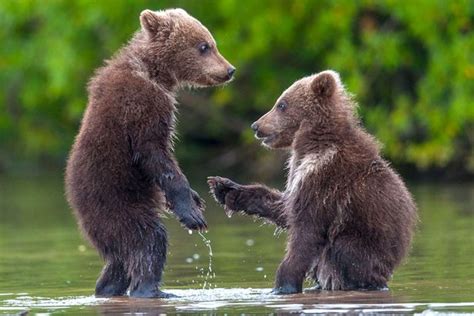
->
<box><xmin>65</xmin><ymin>8</ymin><xmax>234</xmax><ymax>298</ymax></box>
<box><xmin>208</xmin><ymin>70</ymin><xmax>417</xmax><ymax>294</ymax></box>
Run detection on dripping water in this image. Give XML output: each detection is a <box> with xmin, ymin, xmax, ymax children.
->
<box><xmin>198</xmin><ymin>232</ymin><xmax>215</xmax><ymax>289</ymax></box>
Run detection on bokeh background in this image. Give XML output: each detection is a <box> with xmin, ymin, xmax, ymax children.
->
<box><xmin>1</xmin><ymin>0</ymin><xmax>473</xmax><ymax>180</ymax></box>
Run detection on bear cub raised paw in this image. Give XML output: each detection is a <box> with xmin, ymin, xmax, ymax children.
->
<box><xmin>66</xmin><ymin>8</ymin><xmax>234</xmax><ymax>298</ymax></box>
<box><xmin>208</xmin><ymin>70</ymin><xmax>417</xmax><ymax>294</ymax></box>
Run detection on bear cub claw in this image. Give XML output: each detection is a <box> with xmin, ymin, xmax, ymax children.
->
<box><xmin>207</xmin><ymin>176</ymin><xmax>242</xmax><ymax>216</ymax></box>
<box><xmin>178</xmin><ymin>211</ymin><xmax>207</xmax><ymax>232</ymax></box>
<box><xmin>207</xmin><ymin>176</ymin><xmax>237</xmax><ymax>204</ymax></box>
<box><xmin>173</xmin><ymin>189</ymin><xmax>207</xmax><ymax>231</ymax></box>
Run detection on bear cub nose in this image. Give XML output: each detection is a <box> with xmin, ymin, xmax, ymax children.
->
<box><xmin>227</xmin><ymin>67</ymin><xmax>236</xmax><ymax>79</ymax></box>
<box><xmin>251</xmin><ymin>122</ymin><xmax>259</xmax><ymax>132</ymax></box>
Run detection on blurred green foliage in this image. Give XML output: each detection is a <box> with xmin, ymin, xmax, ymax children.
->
<box><xmin>0</xmin><ymin>0</ymin><xmax>473</xmax><ymax>177</ymax></box>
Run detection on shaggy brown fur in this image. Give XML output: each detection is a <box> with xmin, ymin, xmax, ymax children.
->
<box><xmin>208</xmin><ymin>70</ymin><xmax>417</xmax><ymax>294</ymax></box>
<box><xmin>65</xmin><ymin>8</ymin><xmax>235</xmax><ymax>298</ymax></box>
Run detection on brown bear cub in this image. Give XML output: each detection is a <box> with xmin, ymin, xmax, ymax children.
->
<box><xmin>66</xmin><ymin>8</ymin><xmax>234</xmax><ymax>298</ymax></box>
<box><xmin>208</xmin><ymin>70</ymin><xmax>417</xmax><ymax>294</ymax></box>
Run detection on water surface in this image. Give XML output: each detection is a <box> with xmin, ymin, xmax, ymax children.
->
<box><xmin>0</xmin><ymin>175</ymin><xmax>473</xmax><ymax>314</ymax></box>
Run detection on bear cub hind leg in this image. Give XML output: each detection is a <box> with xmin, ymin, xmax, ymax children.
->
<box><xmin>95</xmin><ymin>260</ymin><xmax>130</xmax><ymax>297</ymax></box>
<box><xmin>317</xmin><ymin>236</ymin><xmax>390</xmax><ymax>291</ymax></box>
<box><xmin>127</xmin><ymin>220</ymin><xmax>177</xmax><ymax>298</ymax></box>
<box><xmin>272</xmin><ymin>227</ymin><xmax>318</xmax><ymax>295</ymax></box>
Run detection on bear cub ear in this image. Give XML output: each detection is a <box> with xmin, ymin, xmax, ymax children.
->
<box><xmin>311</xmin><ymin>70</ymin><xmax>341</xmax><ymax>99</ymax></box>
<box><xmin>140</xmin><ymin>9</ymin><xmax>167</xmax><ymax>36</ymax></box>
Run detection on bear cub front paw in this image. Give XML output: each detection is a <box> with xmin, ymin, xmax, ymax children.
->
<box><xmin>177</xmin><ymin>209</ymin><xmax>208</xmax><ymax>232</ymax></box>
<box><xmin>174</xmin><ymin>190</ymin><xmax>207</xmax><ymax>232</ymax></box>
<box><xmin>207</xmin><ymin>176</ymin><xmax>242</xmax><ymax>216</ymax></box>
<box><xmin>207</xmin><ymin>176</ymin><xmax>237</xmax><ymax>204</ymax></box>
<box><xmin>191</xmin><ymin>189</ymin><xmax>205</xmax><ymax>211</ymax></box>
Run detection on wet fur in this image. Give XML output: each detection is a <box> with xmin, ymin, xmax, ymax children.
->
<box><xmin>66</xmin><ymin>8</ymin><xmax>233</xmax><ymax>298</ymax></box>
<box><xmin>208</xmin><ymin>70</ymin><xmax>417</xmax><ymax>294</ymax></box>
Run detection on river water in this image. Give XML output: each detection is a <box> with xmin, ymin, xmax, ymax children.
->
<box><xmin>0</xmin><ymin>175</ymin><xmax>472</xmax><ymax>314</ymax></box>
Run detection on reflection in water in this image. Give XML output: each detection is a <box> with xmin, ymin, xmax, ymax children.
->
<box><xmin>4</xmin><ymin>289</ymin><xmax>474</xmax><ymax>314</ymax></box>
<box><xmin>0</xmin><ymin>176</ymin><xmax>473</xmax><ymax>314</ymax></box>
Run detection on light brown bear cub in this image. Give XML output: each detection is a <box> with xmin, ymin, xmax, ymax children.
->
<box><xmin>208</xmin><ymin>70</ymin><xmax>417</xmax><ymax>294</ymax></box>
<box><xmin>66</xmin><ymin>8</ymin><xmax>234</xmax><ymax>298</ymax></box>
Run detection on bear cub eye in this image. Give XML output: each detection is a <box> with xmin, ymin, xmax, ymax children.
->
<box><xmin>198</xmin><ymin>42</ymin><xmax>211</xmax><ymax>54</ymax></box>
<box><xmin>277</xmin><ymin>101</ymin><xmax>287</xmax><ymax>112</ymax></box>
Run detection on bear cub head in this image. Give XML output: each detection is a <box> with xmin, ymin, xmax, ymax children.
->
<box><xmin>251</xmin><ymin>70</ymin><xmax>352</xmax><ymax>149</ymax></box>
<box><xmin>140</xmin><ymin>8</ymin><xmax>235</xmax><ymax>87</ymax></box>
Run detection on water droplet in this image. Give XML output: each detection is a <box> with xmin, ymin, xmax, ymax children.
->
<box><xmin>246</xmin><ymin>239</ymin><xmax>255</xmax><ymax>246</ymax></box>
